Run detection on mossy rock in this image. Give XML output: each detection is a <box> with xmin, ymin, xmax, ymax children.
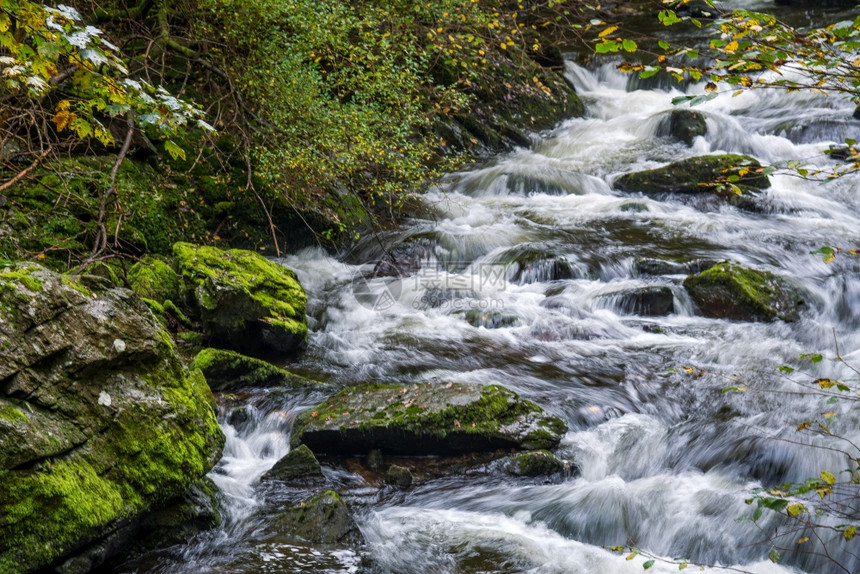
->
<box><xmin>261</xmin><ymin>445</ymin><xmax>324</xmax><ymax>483</ymax></box>
<box><xmin>266</xmin><ymin>490</ymin><xmax>361</xmax><ymax>546</ymax></box>
<box><xmin>657</xmin><ymin>109</ymin><xmax>707</xmax><ymax>146</ymax></box>
<box><xmin>191</xmin><ymin>348</ymin><xmax>320</xmax><ymax>392</ymax></box>
<box><xmin>385</xmin><ymin>465</ymin><xmax>413</xmax><ymax>488</ymax></box>
<box><xmin>461</xmin><ymin>309</ymin><xmax>520</xmax><ymax>329</ymax></box>
<box><xmin>633</xmin><ymin>258</ymin><xmax>718</xmax><ymax>277</ymax></box>
<box><xmin>173</xmin><ymin>242</ymin><xmax>307</xmax><ymax>357</ymax></box>
<box><xmin>292</xmin><ymin>383</ymin><xmax>567</xmax><ymax>456</ymax></box>
<box><xmin>127</xmin><ymin>256</ymin><xmax>183</xmax><ymax>303</ymax></box>
<box><xmin>614</xmin><ymin>154</ymin><xmax>770</xmax><ymax>196</ymax></box>
<box><xmin>683</xmin><ymin>262</ymin><xmax>804</xmax><ymax>322</ymax></box>
<box><xmin>0</xmin><ymin>264</ymin><xmax>224</xmax><ymax>572</ymax></box>
<box><xmin>505</xmin><ymin>450</ymin><xmax>565</xmax><ymax>477</ymax></box>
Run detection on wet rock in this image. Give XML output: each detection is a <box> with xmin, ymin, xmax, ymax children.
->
<box><xmin>775</xmin><ymin>0</ymin><xmax>855</xmax><ymax>6</ymax></box>
<box><xmin>614</xmin><ymin>154</ymin><xmax>770</xmax><ymax>198</ymax></box>
<box><xmin>417</xmin><ymin>287</ymin><xmax>477</xmax><ymax>309</ymax></box>
<box><xmin>599</xmin><ymin>286</ymin><xmax>674</xmax><ymax>316</ymax></box>
<box><xmin>504</xmin><ymin>450</ymin><xmax>565</xmax><ymax>477</ymax></box>
<box><xmin>461</xmin><ymin>309</ymin><xmax>520</xmax><ymax>329</ymax></box>
<box><xmin>497</xmin><ymin>246</ymin><xmax>580</xmax><ymax>284</ymax></box>
<box><xmin>191</xmin><ymin>348</ymin><xmax>320</xmax><ymax>392</ymax></box>
<box><xmin>373</xmin><ymin>238</ymin><xmax>437</xmax><ymax>277</ymax></box>
<box><xmin>827</xmin><ymin>145</ymin><xmax>857</xmax><ymax>162</ymax></box>
<box><xmin>173</xmin><ymin>242</ymin><xmax>307</xmax><ymax>357</ymax></box>
<box><xmin>267</xmin><ymin>490</ymin><xmax>362</xmax><ymax>546</ymax></box>
<box><xmin>262</xmin><ymin>445</ymin><xmax>324</xmax><ymax>482</ymax></box>
<box><xmin>634</xmin><ymin>258</ymin><xmax>718</xmax><ymax>276</ymax></box>
<box><xmin>0</xmin><ymin>264</ymin><xmax>224</xmax><ymax>573</ymax></box>
<box><xmin>385</xmin><ymin>465</ymin><xmax>414</xmax><ymax>488</ymax></box>
<box><xmin>683</xmin><ymin>262</ymin><xmax>804</xmax><ymax>322</ymax></box>
<box><xmin>365</xmin><ymin>449</ymin><xmax>384</xmax><ymax>472</ymax></box>
<box><xmin>657</xmin><ymin>109</ymin><xmax>707</xmax><ymax>146</ymax></box>
<box><xmin>854</xmin><ymin>105</ymin><xmax>860</xmax><ymax>121</ymax></box>
<box><xmin>292</xmin><ymin>383</ymin><xmax>567</xmax><ymax>456</ymax></box>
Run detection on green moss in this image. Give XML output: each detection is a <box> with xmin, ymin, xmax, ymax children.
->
<box><xmin>683</xmin><ymin>262</ymin><xmax>801</xmax><ymax>322</ymax></box>
<box><xmin>0</xmin><ymin>406</ymin><xmax>27</xmax><ymax>424</ymax></box>
<box><xmin>59</xmin><ymin>274</ymin><xmax>93</xmax><ymax>298</ymax></box>
<box><xmin>191</xmin><ymin>347</ymin><xmax>318</xmax><ymax>391</ymax></box>
<box><xmin>293</xmin><ymin>383</ymin><xmax>567</xmax><ymax>453</ymax></box>
<box><xmin>0</xmin><ymin>264</ymin><xmax>44</xmax><ymax>293</ymax></box>
<box><xmin>615</xmin><ymin>154</ymin><xmax>770</xmax><ymax>194</ymax></box>
<box><xmin>173</xmin><ymin>242</ymin><xmax>307</xmax><ymax>354</ymax></box>
<box><xmin>128</xmin><ymin>256</ymin><xmax>183</xmax><ymax>303</ymax></box>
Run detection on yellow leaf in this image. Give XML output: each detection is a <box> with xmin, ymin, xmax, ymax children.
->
<box><xmin>844</xmin><ymin>526</ymin><xmax>856</xmax><ymax>540</ymax></box>
<box><xmin>822</xmin><ymin>411</ymin><xmax>838</xmax><ymax>418</ymax></box>
<box><xmin>817</xmin><ymin>378</ymin><xmax>837</xmax><ymax>389</ymax></box>
<box><xmin>724</xmin><ymin>41</ymin><xmax>739</xmax><ymax>54</ymax></box>
<box><xmin>738</xmin><ymin>167</ymin><xmax>750</xmax><ymax>177</ymax></box>
<box><xmin>0</xmin><ymin>13</ymin><xmax>10</xmax><ymax>33</ymax></box>
<box><xmin>52</xmin><ymin>109</ymin><xmax>76</xmax><ymax>132</ymax></box>
<box><xmin>798</xmin><ymin>537</ymin><xmax>809</xmax><ymax>545</ymax></box>
<box><xmin>787</xmin><ymin>503</ymin><xmax>805</xmax><ymax>516</ymax></box>
<box><xmin>599</xmin><ymin>25</ymin><xmax>619</xmax><ymax>38</ymax></box>
<box><xmin>821</xmin><ymin>471</ymin><xmax>836</xmax><ymax>485</ymax></box>
<box><xmin>705</xmin><ymin>82</ymin><xmax>718</xmax><ymax>92</ymax></box>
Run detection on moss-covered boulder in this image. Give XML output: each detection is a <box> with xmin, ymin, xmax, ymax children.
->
<box><xmin>385</xmin><ymin>465</ymin><xmax>414</xmax><ymax>488</ymax></box>
<box><xmin>683</xmin><ymin>262</ymin><xmax>804</xmax><ymax>322</ymax></box>
<box><xmin>127</xmin><ymin>256</ymin><xmax>183</xmax><ymax>303</ymax></box>
<box><xmin>292</xmin><ymin>383</ymin><xmax>567</xmax><ymax>456</ymax></box>
<box><xmin>261</xmin><ymin>445</ymin><xmax>324</xmax><ymax>483</ymax></box>
<box><xmin>191</xmin><ymin>348</ymin><xmax>320</xmax><ymax>391</ymax></box>
<box><xmin>614</xmin><ymin>154</ymin><xmax>770</xmax><ymax>196</ymax></box>
<box><xmin>266</xmin><ymin>490</ymin><xmax>361</xmax><ymax>546</ymax></box>
<box><xmin>0</xmin><ymin>264</ymin><xmax>224</xmax><ymax>573</ymax></box>
<box><xmin>505</xmin><ymin>450</ymin><xmax>565</xmax><ymax>477</ymax></box>
<box><xmin>173</xmin><ymin>242</ymin><xmax>307</xmax><ymax>357</ymax></box>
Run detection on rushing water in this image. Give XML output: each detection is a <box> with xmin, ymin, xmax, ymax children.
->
<box><xmin>120</xmin><ymin>25</ymin><xmax>860</xmax><ymax>574</ymax></box>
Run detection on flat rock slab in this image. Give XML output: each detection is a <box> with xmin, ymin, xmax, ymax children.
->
<box><xmin>614</xmin><ymin>154</ymin><xmax>770</xmax><ymax>195</ymax></box>
<box><xmin>292</xmin><ymin>383</ymin><xmax>567</xmax><ymax>456</ymax></box>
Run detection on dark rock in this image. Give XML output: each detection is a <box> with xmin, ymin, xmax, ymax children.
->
<box><xmin>658</xmin><ymin>110</ymin><xmax>707</xmax><ymax>146</ymax></box>
<box><xmin>262</xmin><ymin>445</ymin><xmax>324</xmax><ymax>482</ymax></box>
<box><xmin>462</xmin><ymin>309</ymin><xmax>520</xmax><ymax>329</ymax></box>
<box><xmin>775</xmin><ymin>0</ymin><xmax>855</xmax><ymax>6</ymax></box>
<box><xmin>827</xmin><ymin>145</ymin><xmax>857</xmax><ymax>162</ymax></box>
<box><xmin>497</xmin><ymin>246</ymin><xmax>580</xmax><ymax>284</ymax></box>
<box><xmin>267</xmin><ymin>490</ymin><xmax>362</xmax><ymax>546</ymax></box>
<box><xmin>854</xmin><ymin>105</ymin><xmax>860</xmax><ymax>121</ymax></box>
<box><xmin>683</xmin><ymin>262</ymin><xmax>804</xmax><ymax>322</ymax></box>
<box><xmin>0</xmin><ymin>264</ymin><xmax>224</xmax><ymax>572</ymax></box>
<box><xmin>365</xmin><ymin>449</ymin><xmax>384</xmax><ymax>472</ymax></box>
<box><xmin>417</xmin><ymin>287</ymin><xmax>478</xmax><ymax>309</ymax></box>
<box><xmin>634</xmin><ymin>258</ymin><xmax>718</xmax><ymax>276</ymax></box>
<box><xmin>373</xmin><ymin>238</ymin><xmax>437</xmax><ymax>277</ymax></box>
<box><xmin>599</xmin><ymin>286</ymin><xmax>674</xmax><ymax>316</ymax></box>
<box><xmin>191</xmin><ymin>347</ymin><xmax>320</xmax><ymax>392</ymax></box>
<box><xmin>505</xmin><ymin>450</ymin><xmax>565</xmax><ymax>477</ymax></box>
<box><xmin>385</xmin><ymin>465</ymin><xmax>413</xmax><ymax>488</ymax></box>
<box><xmin>615</xmin><ymin>154</ymin><xmax>770</xmax><ymax>196</ymax></box>
<box><xmin>173</xmin><ymin>242</ymin><xmax>307</xmax><ymax>357</ymax></box>
<box><xmin>292</xmin><ymin>383</ymin><xmax>567</xmax><ymax>456</ymax></box>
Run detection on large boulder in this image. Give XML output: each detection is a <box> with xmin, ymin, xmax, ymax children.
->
<box><xmin>266</xmin><ymin>490</ymin><xmax>361</xmax><ymax>546</ymax></box>
<box><xmin>683</xmin><ymin>262</ymin><xmax>804</xmax><ymax>322</ymax></box>
<box><xmin>292</xmin><ymin>383</ymin><xmax>567</xmax><ymax>456</ymax></box>
<box><xmin>261</xmin><ymin>445</ymin><xmax>324</xmax><ymax>483</ymax></box>
<box><xmin>173</xmin><ymin>242</ymin><xmax>307</xmax><ymax>357</ymax></box>
<box><xmin>0</xmin><ymin>264</ymin><xmax>224</xmax><ymax>573</ymax></box>
<box><xmin>614</xmin><ymin>154</ymin><xmax>770</xmax><ymax>197</ymax></box>
<box><xmin>190</xmin><ymin>348</ymin><xmax>321</xmax><ymax>392</ymax></box>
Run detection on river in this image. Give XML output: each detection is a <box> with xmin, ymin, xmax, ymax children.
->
<box><xmin>117</xmin><ymin>7</ymin><xmax>860</xmax><ymax>574</ymax></box>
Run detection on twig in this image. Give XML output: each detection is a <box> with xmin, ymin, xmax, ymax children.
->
<box><xmin>0</xmin><ymin>148</ymin><xmax>52</xmax><ymax>193</ymax></box>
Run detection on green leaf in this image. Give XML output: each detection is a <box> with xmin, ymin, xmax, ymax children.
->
<box><xmin>640</xmin><ymin>66</ymin><xmax>661</xmax><ymax>79</ymax></box>
<box><xmin>769</xmin><ymin>549</ymin><xmax>780</xmax><ymax>563</ymax></box>
<box><xmin>643</xmin><ymin>560</ymin><xmax>655</xmax><ymax>570</ymax></box>
<box><xmin>164</xmin><ymin>140</ymin><xmax>187</xmax><ymax>161</ymax></box>
<box><xmin>622</xmin><ymin>39</ymin><xmax>638</xmax><ymax>53</ymax></box>
<box><xmin>595</xmin><ymin>41</ymin><xmax>619</xmax><ymax>54</ymax></box>
<box><xmin>658</xmin><ymin>40</ymin><xmax>671</xmax><ymax>50</ymax></box>
<box><xmin>777</xmin><ymin>366</ymin><xmax>795</xmax><ymax>373</ymax></box>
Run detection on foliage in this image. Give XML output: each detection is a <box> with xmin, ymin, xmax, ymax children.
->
<box><xmin>592</xmin><ymin>0</ymin><xmax>860</xmax><ymax>182</ymax></box>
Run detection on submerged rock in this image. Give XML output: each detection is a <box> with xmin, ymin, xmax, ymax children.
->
<box><xmin>634</xmin><ymin>258</ymin><xmax>718</xmax><ymax>276</ymax></box>
<box><xmin>292</xmin><ymin>383</ymin><xmax>567</xmax><ymax>456</ymax></box>
<box><xmin>598</xmin><ymin>286</ymin><xmax>674</xmax><ymax>316</ymax></box>
<box><xmin>657</xmin><ymin>109</ymin><xmax>707</xmax><ymax>146</ymax></box>
<box><xmin>173</xmin><ymin>242</ymin><xmax>307</xmax><ymax>357</ymax></box>
<box><xmin>505</xmin><ymin>450</ymin><xmax>565</xmax><ymax>477</ymax></box>
<box><xmin>262</xmin><ymin>445</ymin><xmax>324</xmax><ymax>483</ymax></box>
<box><xmin>267</xmin><ymin>490</ymin><xmax>362</xmax><ymax>546</ymax></box>
<box><xmin>0</xmin><ymin>264</ymin><xmax>224</xmax><ymax>573</ymax></box>
<box><xmin>461</xmin><ymin>309</ymin><xmax>520</xmax><ymax>329</ymax></box>
<box><xmin>190</xmin><ymin>347</ymin><xmax>320</xmax><ymax>391</ymax></box>
<box><xmin>683</xmin><ymin>262</ymin><xmax>804</xmax><ymax>322</ymax></box>
<box><xmin>614</xmin><ymin>154</ymin><xmax>770</xmax><ymax>198</ymax></box>
<box><xmin>385</xmin><ymin>465</ymin><xmax>414</xmax><ymax>488</ymax></box>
